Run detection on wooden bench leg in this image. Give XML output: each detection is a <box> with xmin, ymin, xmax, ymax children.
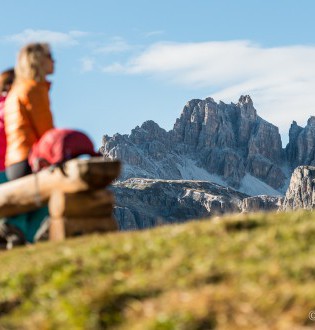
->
<box><xmin>48</xmin><ymin>190</ymin><xmax>117</xmax><ymax>241</ymax></box>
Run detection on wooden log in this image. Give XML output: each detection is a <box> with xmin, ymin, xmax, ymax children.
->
<box><xmin>49</xmin><ymin>216</ymin><xmax>118</xmax><ymax>241</ymax></box>
<box><xmin>65</xmin><ymin>216</ymin><xmax>118</xmax><ymax>236</ymax></box>
<box><xmin>48</xmin><ymin>189</ymin><xmax>117</xmax><ymax>241</ymax></box>
<box><xmin>0</xmin><ymin>157</ymin><xmax>120</xmax><ymax>217</ymax></box>
<box><xmin>48</xmin><ymin>190</ymin><xmax>114</xmax><ymax>218</ymax></box>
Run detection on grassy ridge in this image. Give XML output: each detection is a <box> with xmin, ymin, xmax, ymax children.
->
<box><xmin>1</xmin><ymin>211</ymin><xmax>315</xmax><ymax>329</ymax></box>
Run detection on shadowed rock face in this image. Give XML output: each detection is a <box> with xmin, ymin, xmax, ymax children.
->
<box><xmin>101</xmin><ymin>95</ymin><xmax>296</xmax><ymax>195</ymax></box>
<box><xmin>111</xmin><ymin>179</ymin><xmax>286</xmax><ymax>230</ymax></box>
<box><xmin>111</xmin><ymin>178</ymin><xmax>249</xmax><ymax>230</ymax></box>
<box><xmin>110</xmin><ymin>166</ymin><xmax>315</xmax><ymax>230</ymax></box>
<box><xmin>281</xmin><ymin>166</ymin><xmax>315</xmax><ymax>211</ymax></box>
<box><xmin>285</xmin><ymin>118</ymin><xmax>315</xmax><ymax>169</ymax></box>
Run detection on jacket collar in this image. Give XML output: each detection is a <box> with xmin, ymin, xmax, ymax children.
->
<box><xmin>20</xmin><ymin>79</ymin><xmax>52</xmax><ymax>90</ymax></box>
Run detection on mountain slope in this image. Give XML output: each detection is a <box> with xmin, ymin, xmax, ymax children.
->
<box><xmin>1</xmin><ymin>210</ymin><xmax>315</xmax><ymax>329</ymax></box>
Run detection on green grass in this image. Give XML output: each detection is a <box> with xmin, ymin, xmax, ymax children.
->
<box><xmin>1</xmin><ymin>210</ymin><xmax>315</xmax><ymax>329</ymax></box>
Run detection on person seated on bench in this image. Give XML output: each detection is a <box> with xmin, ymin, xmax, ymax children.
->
<box><xmin>0</xmin><ymin>68</ymin><xmax>26</xmax><ymax>249</ymax></box>
<box><xmin>0</xmin><ymin>68</ymin><xmax>15</xmax><ymax>183</ymax></box>
<box><xmin>4</xmin><ymin>42</ymin><xmax>55</xmax><ymax>180</ymax></box>
<box><xmin>0</xmin><ymin>43</ymin><xmax>56</xmax><ymax>249</ymax></box>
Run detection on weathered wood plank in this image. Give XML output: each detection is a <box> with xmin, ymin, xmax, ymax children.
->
<box><xmin>65</xmin><ymin>216</ymin><xmax>118</xmax><ymax>236</ymax></box>
<box><xmin>48</xmin><ymin>190</ymin><xmax>114</xmax><ymax>218</ymax></box>
<box><xmin>0</xmin><ymin>157</ymin><xmax>120</xmax><ymax>217</ymax></box>
<box><xmin>49</xmin><ymin>216</ymin><xmax>118</xmax><ymax>241</ymax></box>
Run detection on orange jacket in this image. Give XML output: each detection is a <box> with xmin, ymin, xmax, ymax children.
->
<box><xmin>4</xmin><ymin>79</ymin><xmax>54</xmax><ymax>166</ymax></box>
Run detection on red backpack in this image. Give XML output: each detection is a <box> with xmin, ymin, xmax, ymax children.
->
<box><xmin>28</xmin><ymin>128</ymin><xmax>101</xmax><ymax>172</ymax></box>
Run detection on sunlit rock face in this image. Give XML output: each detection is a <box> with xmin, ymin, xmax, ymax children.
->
<box><xmin>100</xmin><ymin>95</ymin><xmax>315</xmax><ymax>229</ymax></box>
<box><xmin>101</xmin><ymin>95</ymin><xmax>292</xmax><ymax>195</ymax></box>
<box><xmin>241</xmin><ymin>195</ymin><xmax>283</xmax><ymax>213</ymax></box>
<box><xmin>281</xmin><ymin>166</ymin><xmax>315</xmax><ymax>211</ymax></box>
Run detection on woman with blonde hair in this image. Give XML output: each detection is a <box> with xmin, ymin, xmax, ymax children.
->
<box><xmin>4</xmin><ymin>42</ymin><xmax>54</xmax><ymax>180</ymax></box>
<box><xmin>0</xmin><ymin>43</ymin><xmax>55</xmax><ymax>248</ymax></box>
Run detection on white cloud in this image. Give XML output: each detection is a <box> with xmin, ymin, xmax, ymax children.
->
<box><xmin>102</xmin><ymin>62</ymin><xmax>125</xmax><ymax>73</ymax></box>
<box><xmin>4</xmin><ymin>29</ymin><xmax>88</xmax><ymax>46</ymax></box>
<box><xmin>105</xmin><ymin>40</ymin><xmax>315</xmax><ymax>139</ymax></box>
<box><xmin>96</xmin><ymin>37</ymin><xmax>132</xmax><ymax>54</ymax></box>
<box><xmin>80</xmin><ymin>57</ymin><xmax>94</xmax><ymax>72</ymax></box>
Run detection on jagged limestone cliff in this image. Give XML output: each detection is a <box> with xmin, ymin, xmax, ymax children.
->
<box><xmin>281</xmin><ymin>166</ymin><xmax>315</xmax><ymax>210</ymax></box>
<box><xmin>100</xmin><ymin>95</ymin><xmax>315</xmax><ymax>228</ymax></box>
<box><xmin>102</xmin><ymin>95</ymin><xmax>293</xmax><ymax>195</ymax></box>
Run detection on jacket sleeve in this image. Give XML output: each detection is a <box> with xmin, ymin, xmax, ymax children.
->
<box><xmin>24</xmin><ymin>84</ymin><xmax>54</xmax><ymax>139</ymax></box>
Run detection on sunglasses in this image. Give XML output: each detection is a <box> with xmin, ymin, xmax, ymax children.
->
<box><xmin>46</xmin><ymin>53</ymin><xmax>54</xmax><ymax>61</ymax></box>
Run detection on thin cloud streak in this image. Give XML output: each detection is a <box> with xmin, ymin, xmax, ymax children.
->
<box><xmin>4</xmin><ymin>29</ymin><xmax>88</xmax><ymax>46</ymax></box>
<box><xmin>102</xmin><ymin>62</ymin><xmax>125</xmax><ymax>73</ymax></box>
<box><xmin>145</xmin><ymin>30</ymin><xmax>165</xmax><ymax>38</ymax></box>
<box><xmin>96</xmin><ymin>37</ymin><xmax>132</xmax><ymax>54</ymax></box>
<box><xmin>104</xmin><ymin>40</ymin><xmax>315</xmax><ymax>139</ymax></box>
<box><xmin>80</xmin><ymin>57</ymin><xmax>94</xmax><ymax>72</ymax></box>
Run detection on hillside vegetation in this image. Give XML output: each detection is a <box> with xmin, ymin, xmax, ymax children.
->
<box><xmin>1</xmin><ymin>210</ymin><xmax>315</xmax><ymax>329</ymax></box>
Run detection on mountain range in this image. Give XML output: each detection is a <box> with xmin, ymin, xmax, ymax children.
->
<box><xmin>100</xmin><ymin>95</ymin><xmax>315</xmax><ymax>229</ymax></box>
<box><xmin>101</xmin><ymin>95</ymin><xmax>315</xmax><ymax>196</ymax></box>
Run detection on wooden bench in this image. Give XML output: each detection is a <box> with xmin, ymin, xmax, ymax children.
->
<box><xmin>0</xmin><ymin>157</ymin><xmax>121</xmax><ymax>241</ymax></box>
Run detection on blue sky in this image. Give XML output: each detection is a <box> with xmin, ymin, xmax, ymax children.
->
<box><xmin>1</xmin><ymin>0</ymin><xmax>315</xmax><ymax>147</ymax></box>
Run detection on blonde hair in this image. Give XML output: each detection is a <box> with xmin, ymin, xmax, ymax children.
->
<box><xmin>15</xmin><ymin>42</ymin><xmax>51</xmax><ymax>82</ymax></box>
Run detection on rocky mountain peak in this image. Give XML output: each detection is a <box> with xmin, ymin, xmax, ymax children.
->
<box><xmin>101</xmin><ymin>95</ymin><xmax>290</xmax><ymax>194</ymax></box>
<box><xmin>286</xmin><ymin>117</ymin><xmax>315</xmax><ymax>169</ymax></box>
<box><xmin>289</xmin><ymin>120</ymin><xmax>301</xmax><ymax>133</ymax></box>
<box><xmin>130</xmin><ymin>120</ymin><xmax>167</xmax><ymax>142</ymax></box>
<box><xmin>238</xmin><ymin>95</ymin><xmax>253</xmax><ymax>106</ymax></box>
<box><xmin>237</xmin><ymin>95</ymin><xmax>257</xmax><ymax>121</ymax></box>
<box><xmin>307</xmin><ymin>116</ymin><xmax>315</xmax><ymax>127</ymax></box>
<box><xmin>205</xmin><ymin>97</ymin><xmax>215</xmax><ymax>103</ymax></box>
